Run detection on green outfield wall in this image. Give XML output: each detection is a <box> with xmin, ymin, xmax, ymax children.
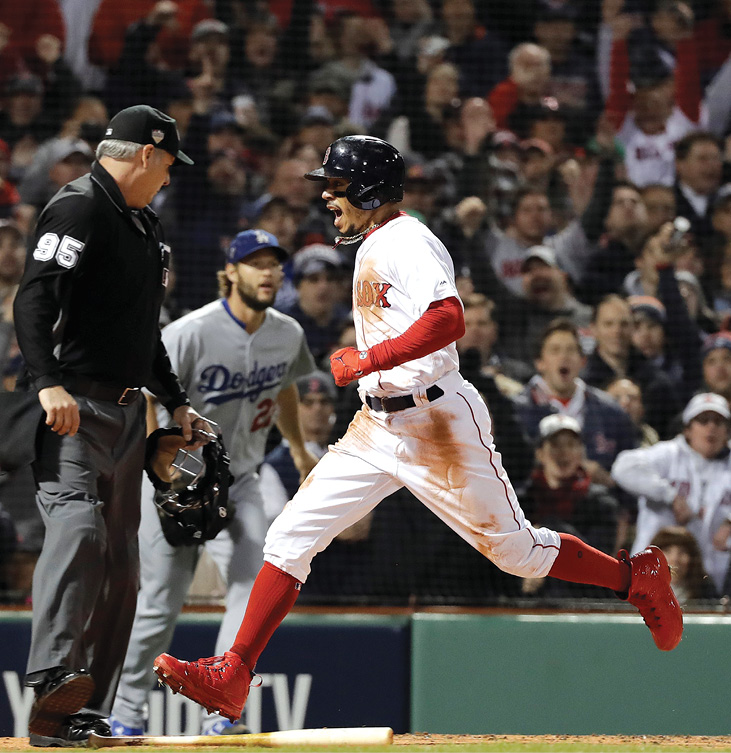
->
<box><xmin>1</xmin><ymin>610</ymin><xmax>729</xmax><ymax>736</ymax></box>
<box><xmin>410</xmin><ymin>613</ymin><xmax>731</xmax><ymax>735</ymax></box>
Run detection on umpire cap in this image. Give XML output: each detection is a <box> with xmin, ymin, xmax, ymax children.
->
<box><xmin>105</xmin><ymin>105</ymin><xmax>193</xmax><ymax>165</ymax></box>
<box><xmin>305</xmin><ymin>135</ymin><xmax>405</xmax><ymax>210</ymax></box>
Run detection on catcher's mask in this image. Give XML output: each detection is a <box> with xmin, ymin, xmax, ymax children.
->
<box><xmin>145</xmin><ymin>427</ymin><xmax>235</xmax><ymax>547</ymax></box>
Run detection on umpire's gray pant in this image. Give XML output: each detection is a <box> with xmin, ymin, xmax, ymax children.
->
<box><xmin>111</xmin><ymin>472</ymin><xmax>267</xmax><ymax>730</ymax></box>
<box><xmin>26</xmin><ymin>396</ymin><xmax>146</xmax><ymax>716</ymax></box>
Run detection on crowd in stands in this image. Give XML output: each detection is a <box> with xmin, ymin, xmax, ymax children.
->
<box><xmin>1</xmin><ymin>0</ymin><xmax>731</xmax><ymax>607</ymax></box>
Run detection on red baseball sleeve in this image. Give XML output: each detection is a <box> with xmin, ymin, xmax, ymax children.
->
<box><xmin>368</xmin><ymin>296</ymin><xmax>465</xmax><ymax>372</ymax></box>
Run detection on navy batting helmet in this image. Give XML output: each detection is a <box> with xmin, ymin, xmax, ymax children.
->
<box><xmin>305</xmin><ymin>135</ymin><xmax>405</xmax><ymax>210</ymax></box>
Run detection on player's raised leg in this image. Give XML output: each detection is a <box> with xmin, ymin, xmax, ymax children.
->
<box><xmin>396</xmin><ymin>375</ymin><xmax>681</xmax><ymax>652</ymax></box>
<box><xmin>154</xmin><ymin>431</ymin><xmax>402</xmax><ymax>719</ymax></box>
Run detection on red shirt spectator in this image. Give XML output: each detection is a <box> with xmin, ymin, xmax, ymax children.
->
<box><xmin>0</xmin><ymin>0</ymin><xmax>65</xmax><ymax>89</ymax></box>
<box><xmin>88</xmin><ymin>0</ymin><xmax>210</xmax><ymax>71</ymax></box>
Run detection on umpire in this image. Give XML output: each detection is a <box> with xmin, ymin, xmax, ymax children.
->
<box><xmin>13</xmin><ymin>105</ymin><xmax>211</xmax><ymax>747</ymax></box>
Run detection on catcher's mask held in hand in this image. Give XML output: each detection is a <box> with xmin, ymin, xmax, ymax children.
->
<box><xmin>145</xmin><ymin>427</ymin><xmax>235</xmax><ymax>546</ymax></box>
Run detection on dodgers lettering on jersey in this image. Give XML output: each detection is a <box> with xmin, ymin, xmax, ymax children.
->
<box><xmin>198</xmin><ymin>361</ymin><xmax>289</xmax><ymax>405</ymax></box>
<box><xmin>352</xmin><ymin>214</ymin><xmax>461</xmax><ymax>396</ymax></box>
<box><xmin>159</xmin><ymin>300</ymin><xmax>315</xmax><ymax>476</ymax></box>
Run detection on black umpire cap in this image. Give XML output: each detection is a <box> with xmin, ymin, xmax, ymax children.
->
<box><xmin>104</xmin><ymin>105</ymin><xmax>194</xmax><ymax>165</ymax></box>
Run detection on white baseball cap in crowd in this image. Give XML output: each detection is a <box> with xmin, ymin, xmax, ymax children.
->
<box><xmin>682</xmin><ymin>393</ymin><xmax>731</xmax><ymax>425</ymax></box>
<box><xmin>538</xmin><ymin>413</ymin><xmax>582</xmax><ymax>442</ymax></box>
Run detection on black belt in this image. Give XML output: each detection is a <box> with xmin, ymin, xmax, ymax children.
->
<box><xmin>365</xmin><ymin>385</ymin><xmax>444</xmax><ymax>413</ymax></box>
<box><xmin>63</xmin><ymin>375</ymin><xmax>142</xmax><ymax>406</ymax></box>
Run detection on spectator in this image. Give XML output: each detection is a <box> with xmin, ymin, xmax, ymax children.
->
<box><xmin>711</xmin><ymin>183</ymin><xmax>731</xmax><ymax>249</ymax></box>
<box><xmin>694</xmin><ymin>0</ymin><xmax>731</xmax><ymax>85</ymax></box>
<box><xmin>58</xmin><ymin>0</ymin><xmax>106</xmax><ymax>92</ymax></box>
<box><xmin>0</xmin><ymin>74</ymin><xmax>53</xmax><ymax>157</ymax></box>
<box><xmin>255</xmin><ymin>198</ymin><xmax>298</xmax><ymax>257</ymax></box>
<box><xmin>492</xmin><ymin>245</ymin><xmax>592</xmax><ymax>366</ymax></box>
<box><xmin>456</xmin><ymin>297</ymin><xmax>536</xmax><ymax>486</ymax></box>
<box><xmin>513</xmin><ymin>318</ymin><xmax>636</xmax><ymax>484</ymax></box>
<box><xmin>640</xmin><ymin>183</ymin><xmax>676</xmax><ymax>234</ymax></box>
<box><xmin>172</xmin><ymin>146</ymin><xmax>249</xmax><ymax>311</ymax></box>
<box><xmin>482</xmin><ymin>187</ymin><xmax>554</xmax><ymax>295</ymax></box>
<box><xmin>18</xmin><ymin>139</ymin><xmax>94</xmax><ymax>210</ymax></box>
<box><xmin>521</xmin><ymin>413</ymin><xmax>620</xmax><ymax>555</ymax></box>
<box><xmin>513</xmin><ymin>97</ymin><xmax>573</xmax><ymax>155</ymax></box>
<box><xmin>260</xmin><ymin>370</ymin><xmax>337</xmax><ymax>518</ymax></box>
<box><xmin>612</xmin><ymin>392</ymin><xmax>731</xmax><ymax>595</ymax></box>
<box><xmin>699</xmin><ymin>332</ymin><xmax>731</xmax><ymax>405</ymax></box>
<box><xmin>674</xmin><ymin>132</ymin><xmax>724</xmax><ymax>255</ymax></box>
<box><xmin>627</xmin><ymin>296</ymin><xmax>669</xmax><ymax>373</ymax></box>
<box><xmin>583</xmin><ymin>294</ymin><xmax>683</xmax><ymax>437</ymax></box>
<box><xmin>276</xmin><ymin>244</ymin><xmax>349</xmax><ymax>364</ymax></box>
<box><xmin>0</xmin><ymin>0</ymin><xmax>65</xmax><ymax>90</ymax></box>
<box><xmin>241</xmin><ymin>157</ymin><xmax>320</xmax><ymax>233</ymax></box>
<box><xmin>287</xmin><ymin>106</ymin><xmax>337</xmax><ymax>160</ymax></box>
<box><xmin>387</xmin><ymin>0</ymin><xmax>434</xmax><ymax>65</ymax></box>
<box><xmin>104</xmin><ymin>10</ymin><xmax>195</xmax><ymax>114</ymax></box>
<box><xmin>0</xmin><ymin>139</ymin><xmax>20</xmax><ymax>221</ymax></box>
<box><xmin>228</xmin><ymin>14</ymin><xmax>299</xmax><ymax>136</ymax></box>
<box><xmin>400</xmin><ymin>163</ymin><xmax>443</xmax><ymax>227</ymax></box>
<box><xmin>379</xmin><ymin>61</ymin><xmax>459</xmax><ymax>161</ymax></box>
<box><xmin>532</xmin><ymin>5</ymin><xmax>600</xmax><ymax>125</ymax></box>
<box><xmin>307</xmin><ymin>67</ymin><xmax>353</xmax><ymax>127</ymax></box>
<box><xmin>605</xmin><ymin>376</ymin><xmax>660</xmax><ymax>447</ymax></box>
<box><xmin>579</xmin><ymin>182</ymin><xmax>650</xmax><ymax>305</ymax></box>
<box><xmin>310</xmin><ymin>12</ymin><xmax>396</xmax><ymax>130</ymax></box>
<box><xmin>602</xmin><ymin>2</ymin><xmax>703</xmax><ymax>187</ymax></box>
<box><xmin>88</xmin><ymin>0</ymin><xmax>211</xmax><ymax>72</ymax></box>
<box><xmin>0</xmin><ymin>220</ymin><xmax>24</xmax><ymax>386</ymax></box>
<box><xmin>439</xmin><ymin>0</ymin><xmax>508</xmax><ymax>98</ymax></box>
<box><xmin>488</xmin><ymin>43</ymin><xmax>551</xmax><ymax>131</ymax></box>
<box><xmin>650</xmin><ymin>526</ymin><xmax>719</xmax><ymax>603</ymax></box>
<box><xmin>456</xmin><ymin>293</ymin><xmax>532</xmax><ymax>390</ymax></box>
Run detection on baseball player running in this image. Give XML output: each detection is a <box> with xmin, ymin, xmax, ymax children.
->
<box><xmin>153</xmin><ymin>136</ymin><xmax>683</xmax><ymax>723</ymax></box>
<box><xmin>111</xmin><ymin>230</ymin><xmax>317</xmax><ymax>735</ymax></box>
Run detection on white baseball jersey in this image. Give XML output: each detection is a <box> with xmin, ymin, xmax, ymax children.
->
<box><xmin>352</xmin><ymin>214</ymin><xmax>461</xmax><ymax>396</ymax></box>
<box><xmin>617</xmin><ymin>107</ymin><xmax>698</xmax><ymax>187</ymax></box>
<box><xmin>160</xmin><ymin>300</ymin><xmax>315</xmax><ymax>476</ymax></box>
<box><xmin>612</xmin><ymin>436</ymin><xmax>731</xmax><ymax>592</ymax></box>
<box><xmin>263</xmin><ymin>213</ymin><xmax>561</xmax><ymax>586</ymax></box>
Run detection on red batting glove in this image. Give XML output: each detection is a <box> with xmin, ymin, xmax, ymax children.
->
<box><xmin>330</xmin><ymin>347</ymin><xmax>376</xmax><ymax>387</ymax></box>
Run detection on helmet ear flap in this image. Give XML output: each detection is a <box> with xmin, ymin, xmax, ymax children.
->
<box><xmin>345</xmin><ymin>182</ymin><xmax>383</xmax><ymax>210</ymax></box>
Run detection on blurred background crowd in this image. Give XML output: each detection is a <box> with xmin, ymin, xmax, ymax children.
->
<box><xmin>1</xmin><ymin>0</ymin><xmax>731</xmax><ymax>609</ymax></box>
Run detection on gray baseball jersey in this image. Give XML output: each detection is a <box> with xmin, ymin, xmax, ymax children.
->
<box><xmin>160</xmin><ymin>300</ymin><xmax>315</xmax><ymax>475</ymax></box>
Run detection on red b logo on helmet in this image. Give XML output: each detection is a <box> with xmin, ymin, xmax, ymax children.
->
<box><xmin>322</xmin><ymin>146</ymin><xmax>330</xmax><ymax>165</ymax></box>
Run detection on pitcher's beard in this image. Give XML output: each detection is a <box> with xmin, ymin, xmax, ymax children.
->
<box><xmin>236</xmin><ymin>285</ymin><xmax>271</xmax><ymax>312</ymax></box>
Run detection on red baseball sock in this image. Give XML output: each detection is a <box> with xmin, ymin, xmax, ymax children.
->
<box><xmin>548</xmin><ymin>533</ymin><xmax>630</xmax><ymax>592</ymax></box>
<box><xmin>230</xmin><ymin>562</ymin><xmax>302</xmax><ymax>668</ymax></box>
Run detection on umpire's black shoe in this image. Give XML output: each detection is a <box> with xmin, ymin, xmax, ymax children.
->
<box><xmin>28</xmin><ymin>669</ymin><xmax>95</xmax><ymax>738</ymax></box>
<box><xmin>29</xmin><ymin>713</ymin><xmax>110</xmax><ymax>748</ymax></box>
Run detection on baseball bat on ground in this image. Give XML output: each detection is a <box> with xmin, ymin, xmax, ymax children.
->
<box><xmin>88</xmin><ymin>727</ymin><xmax>394</xmax><ymax>748</ymax></box>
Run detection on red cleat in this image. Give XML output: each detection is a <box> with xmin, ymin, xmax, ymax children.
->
<box><xmin>617</xmin><ymin>546</ymin><xmax>683</xmax><ymax>651</ymax></box>
<box><xmin>153</xmin><ymin>651</ymin><xmax>253</xmax><ymax>722</ymax></box>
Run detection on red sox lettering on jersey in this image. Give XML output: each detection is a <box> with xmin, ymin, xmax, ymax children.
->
<box><xmin>356</xmin><ymin>280</ymin><xmax>391</xmax><ymax>308</ymax></box>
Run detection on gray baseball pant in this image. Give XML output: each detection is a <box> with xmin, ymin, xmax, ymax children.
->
<box><xmin>112</xmin><ymin>472</ymin><xmax>267</xmax><ymax>730</ymax></box>
<box><xmin>26</xmin><ymin>396</ymin><xmax>146</xmax><ymax>716</ymax></box>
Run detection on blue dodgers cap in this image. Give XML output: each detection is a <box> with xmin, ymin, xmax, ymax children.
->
<box><xmin>226</xmin><ymin>229</ymin><xmax>289</xmax><ymax>264</ymax></box>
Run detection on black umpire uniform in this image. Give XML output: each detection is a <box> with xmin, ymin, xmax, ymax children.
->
<box><xmin>12</xmin><ymin>106</ymin><xmax>193</xmax><ymax>744</ymax></box>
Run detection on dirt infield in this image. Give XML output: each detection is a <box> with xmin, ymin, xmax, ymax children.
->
<box><xmin>396</xmin><ymin>734</ymin><xmax>731</xmax><ymax>749</ymax></box>
<box><xmin>3</xmin><ymin>735</ymin><xmax>731</xmax><ymax>751</ymax></box>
